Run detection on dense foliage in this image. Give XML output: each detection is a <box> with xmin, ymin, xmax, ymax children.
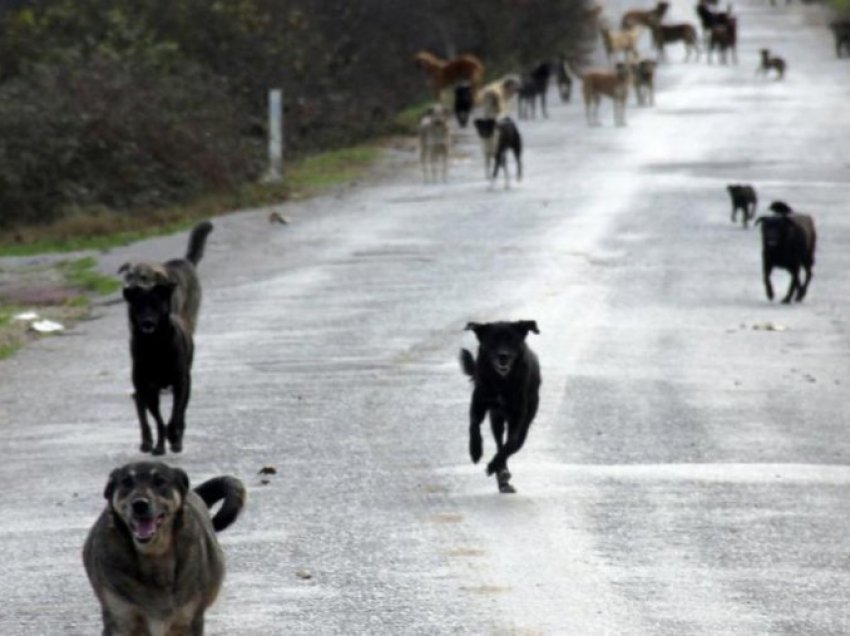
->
<box><xmin>0</xmin><ymin>0</ymin><xmax>593</xmax><ymax>227</ymax></box>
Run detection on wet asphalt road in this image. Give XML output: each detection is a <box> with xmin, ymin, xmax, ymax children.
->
<box><xmin>2</xmin><ymin>1</ymin><xmax>850</xmax><ymax>634</ymax></box>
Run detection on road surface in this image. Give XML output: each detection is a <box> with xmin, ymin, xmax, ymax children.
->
<box><xmin>1</xmin><ymin>1</ymin><xmax>849</xmax><ymax>634</ymax></box>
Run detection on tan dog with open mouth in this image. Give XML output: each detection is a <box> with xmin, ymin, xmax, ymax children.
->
<box><xmin>83</xmin><ymin>461</ymin><xmax>246</xmax><ymax>635</ymax></box>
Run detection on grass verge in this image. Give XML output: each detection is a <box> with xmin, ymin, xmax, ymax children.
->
<box><xmin>0</xmin><ymin>141</ymin><xmax>383</xmax><ymax>257</ymax></box>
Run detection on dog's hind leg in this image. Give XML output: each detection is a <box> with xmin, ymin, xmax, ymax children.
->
<box><xmin>798</xmin><ymin>264</ymin><xmax>812</xmax><ymax>301</ymax></box>
<box><xmin>782</xmin><ymin>267</ymin><xmax>800</xmax><ymax>304</ymax></box>
<box><xmin>489</xmin><ymin>411</ymin><xmax>506</xmax><ymax>455</ymax></box>
<box><xmin>167</xmin><ymin>373</ymin><xmax>191</xmax><ymax>453</ymax></box>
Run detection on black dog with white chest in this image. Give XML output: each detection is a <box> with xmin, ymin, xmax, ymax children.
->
<box><xmin>460</xmin><ymin>320</ymin><xmax>541</xmax><ymax>493</ymax></box>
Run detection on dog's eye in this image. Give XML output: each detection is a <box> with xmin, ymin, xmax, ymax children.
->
<box><xmin>121</xmin><ymin>476</ymin><xmax>134</xmax><ymax>489</ymax></box>
<box><xmin>152</xmin><ymin>475</ymin><xmax>166</xmax><ymax>488</ymax></box>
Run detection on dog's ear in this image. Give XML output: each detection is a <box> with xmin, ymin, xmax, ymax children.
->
<box><xmin>464</xmin><ymin>321</ymin><xmax>490</xmax><ymax>340</ymax></box>
<box><xmin>171</xmin><ymin>467</ymin><xmax>190</xmax><ymax>501</ymax></box>
<box><xmin>117</xmin><ymin>262</ymin><xmax>131</xmax><ymax>275</ymax></box>
<box><xmin>513</xmin><ymin>320</ymin><xmax>540</xmax><ymax>336</ymax></box>
<box><xmin>104</xmin><ymin>469</ymin><xmax>121</xmax><ymax>501</ymax></box>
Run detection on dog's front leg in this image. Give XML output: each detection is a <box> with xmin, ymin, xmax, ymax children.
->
<box><xmin>469</xmin><ymin>392</ymin><xmax>487</xmax><ymax>464</ymax></box>
<box><xmin>136</xmin><ymin>389</ymin><xmax>167</xmax><ymax>455</ymax></box>
<box><xmin>763</xmin><ymin>260</ymin><xmax>775</xmax><ymax>301</ymax></box>
<box><xmin>133</xmin><ymin>391</ymin><xmax>153</xmax><ymax>453</ymax></box>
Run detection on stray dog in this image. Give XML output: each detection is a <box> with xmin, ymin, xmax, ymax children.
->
<box><xmin>599</xmin><ymin>26</ymin><xmax>642</xmax><ymax>62</ymax></box>
<box><xmin>518</xmin><ymin>62</ymin><xmax>552</xmax><ymax>119</ymax></box>
<box><xmin>621</xmin><ymin>1</ymin><xmax>669</xmax><ymax>29</ymax></box>
<box><xmin>83</xmin><ymin>461</ymin><xmax>246</xmax><ymax>636</ymax></box>
<box><xmin>478</xmin><ymin>74</ymin><xmax>522</xmax><ymax>118</ymax></box>
<box><xmin>453</xmin><ymin>83</ymin><xmax>474</xmax><ymax>127</ymax></box>
<box><xmin>727</xmin><ymin>184</ymin><xmax>757</xmax><ymax>228</ymax></box>
<box><xmin>631</xmin><ymin>59</ymin><xmax>656</xmax><ymax>106</ymax></box>
<box><xmin>755</xmin><ymin>208</ymin><xmax>816</xmax><ymax>303</ymax></box>
<box><xmin>460</xmin><ymin>321</ymin><xmax>541</xmax><ymax>493</ymax></box>
<box><xmin>121</xmin><ymin>221</ymin><xmax>213</xmax><ymax>455</ymax></box>
<box><xmin>555</xmin><ymin>55</ymin><xmax>573</xmax><ymax>102</ymax></box>
<box><xmin>830</xmin><ymin>20</ymin><xmax>850</xmax><ymax>58</ymax></box>
<box><xmin>652</xmin><ymin>23</ymin><xmax>701</xmax><ymax>61</ymax></box>
<box><xmin>578</xmin><ymin>62</ymin><xmax>631</xmax><ymax>127</ymax></box>
<box><xmin>757</xmin><ymin>49</ymin><xmax>786</xmax><ymax>79</ymax></box>
<box><xmin>414</xmin><ymin>50</ymin><xmax>485</xmax><ymax>98</ymax></box>
<box><xmin>473</xmin><ymin>117</ymin><xmax>522</xmax><ymax>189</ymax></box>
<box><xmin>419</xmin><ymin>105</ymin><xmax>450</xmax><ymax>183</ymax></box>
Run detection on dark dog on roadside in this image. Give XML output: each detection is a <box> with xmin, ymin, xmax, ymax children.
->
<box><xmin>830</xmin><ymin>20</ymin><xmax>850</xmax><ymax>57</ymax></box>
<box><xmin>518</xmin><ymin>62</ymin><xmax>552</xmax><ymax>119</ymax></box>
<box><xmin>555</xmin><ymin>55</ymin><xmax>573</xmax><ymax>102</ymax></box>
<box><xmin>757</xmin><ymin>49</ymin><xmax>786</xmax><ymax>79</ymax></box>
<box><xmin>755</xmin><ymin>204</ymin><xmax>816</xmax><ymax>303</ymax></box>
<box><xmin>473</xmin><ymin>117</ymin><xmax>523</xmax><ymax>189</ymax></box>
<box><xmin>122</xmin><ymin>221</ymin><xmax>213</xmax><ymax>455</ymax></box>
<box><xmin>632</xmin><ymin>59</ymin><xmax>657</xmax><ymax>106</ymax></box>
<box><xmin>460</xmin><ymin>321</ymin><xmax>540</xmax><ymax>493</ymax></box>
<box><xmin>83</xmin><ymin>461</ymin><xmax>245</xmax><ymax>636</ymax></box>
<box><xmin>727</xmin><ymin>184</ymin><xmax>757</xmax><ymax>227</ymax></box>
<box><xmin>453</xmin><ymin>83</ymin><xmax>474</xmax><ymax>127</ymax></box>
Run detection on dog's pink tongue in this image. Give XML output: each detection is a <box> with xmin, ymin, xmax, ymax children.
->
<box><xmin>134</xmin><ymin>519</ymin><xmax>157</xmax><ymax>540</ymax></box>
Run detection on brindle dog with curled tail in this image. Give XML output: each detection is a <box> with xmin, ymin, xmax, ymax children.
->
<box><xmin>83</xmin><ymin>461</ymin><xmax>245</xmax><ymax>636</ymax></box>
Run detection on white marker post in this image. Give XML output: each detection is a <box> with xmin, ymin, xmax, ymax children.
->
<box><xmin>264</xmin><ymin>88</ymin><xmax>283</xmax><ymax>182</ymax></box>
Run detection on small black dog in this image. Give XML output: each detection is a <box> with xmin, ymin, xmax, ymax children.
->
<box><xmin>453</xmin><ymin>83</ymin><xmax>473</xmax><ymax>127</ymax></box>
<box><xmin>727</xmin><ymin>184</ymin><xmax>757</xmax><ymax>228</ymax></box>
<box><xmin>460</xmin><ymin>321</ymin><xmax>541</xmax><ymax>493</ymax></box>
<box><xmin>123</xmin><ymin>223</ymin><xmax>212</xmax><ymax>455</ymax></box>
<box><xmin>473</xmin><ymin>117</ymin><xmax>523</xmax><ymax>189</ymax></box>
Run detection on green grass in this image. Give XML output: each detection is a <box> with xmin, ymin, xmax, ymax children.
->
<box><xmin>60</xmin><ymin>257</ymin><xmax>121</xmax><ymax>295</ymax></box>
<box><xmin>286</xmin><ymin>145</ymin><xmax>380</xmax><ymax>191</ymax></box>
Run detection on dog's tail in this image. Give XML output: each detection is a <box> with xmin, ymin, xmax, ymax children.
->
<box><xmin>459</xmin><ymin>348</ymin><xmax>476</xmax><ymax>380</ymax></box>
<box><xmin>194</xmin><ymin>475</ymin><xmax>246</xmax><ymax>532</ymax></box>
<box><xmin>185</xmin><ymin>221</ymin><xmax>214</xmax><ymax>266</ymax></box>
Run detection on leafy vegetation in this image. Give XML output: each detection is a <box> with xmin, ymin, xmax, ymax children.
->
<box><xmin>0</xmin><ymin>0</ymin><xmax>594</xmax><ymax>237</ymax></box>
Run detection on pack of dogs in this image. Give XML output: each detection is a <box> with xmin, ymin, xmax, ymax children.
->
<box><xmin>78</xmin><ymin>3</ymin><xmax>831</xmax><ymax>630</ymax></box>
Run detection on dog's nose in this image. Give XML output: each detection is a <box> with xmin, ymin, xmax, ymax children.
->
<box><xmin>140</xmin><ymin>319</ymin><xmax>157</xmax><ymax>332</ymax></box>
<box><xmin>131</xmin><ymin>498</ymin><xmax>151</xmax><ymax>516</ymax></box>
<box><xmin>497</xmin><ymin>353</ymin><xmax>511</xmax><ymax>365</ymax></box>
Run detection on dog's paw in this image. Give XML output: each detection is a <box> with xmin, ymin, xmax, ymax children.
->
<box><xmin>469</xmin><ymin>436</ymin><xmax>482</xmax><ymax>464</ymax></box>
<box><xmin>498</xmin><ymin>481</ymin><xmax>516</xmax><ymax>494</ymax></box>
<box><xmin>140</xmin><ymin>440</ymin><xmax>153</xmax><ymax>453</ymax></box>
<box><xmin>152</xmin><ymin>444</ymin><xmax>166</xmax><ymax>456</ymax></box>
<box><xmin>169</xmin><ymin>438</ymin><xmax>183</xmax><ymax>453</ymax></box>
<box><xmin>486</xmin><ymin>460</ymin><xmax>499</xmax><ymax>476</ymax></box>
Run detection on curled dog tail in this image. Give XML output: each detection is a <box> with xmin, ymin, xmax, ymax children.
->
<box><xmin>194</xmin><ymin>475</ymin><xmax>246</xmax><ymax>532</ymax></box>
<box><xmin>185</xmin><ymin>221</ymin><xmax>214</xmax><ymax>266</ymax></box>
<box><xmin>459</xmin><ymin>348</ymin><xmax>476</xmax><ymax>380</ymax></box>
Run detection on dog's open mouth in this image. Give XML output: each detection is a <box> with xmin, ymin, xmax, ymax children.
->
<box><xmin>131</xmin><ymin>514</ymin><xmax>165</xmax><ymax>542</ymax></box>
<box><xmin>494</xmin><ymin>363</ymin><xmax>512</xmax><ymax>377</ymax></box>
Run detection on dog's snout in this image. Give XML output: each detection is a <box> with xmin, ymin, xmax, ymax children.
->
<box><xmin>131</xmin><ymin>498</ymin><xmax>151</xmax><ymax>517</ymax></box>
<box><xmin>497</xmin><ymin>352</ymin><xmax>511</xmax><ymax>365</ymax></box>
<box><xmin>140</xmin><ymin>319</ymin><xmax>157</xmax><ymax>332</ymax></box>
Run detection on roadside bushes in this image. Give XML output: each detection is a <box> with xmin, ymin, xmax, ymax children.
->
<box><xmin>0</xmin><ymin>0</ymin><xmax>593</xmax><ymax>230</ymax></box>
<box><xmin>0</xmin><ymin>56</ymin><xmax>261</xmax><ymax>228</ymax></box>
